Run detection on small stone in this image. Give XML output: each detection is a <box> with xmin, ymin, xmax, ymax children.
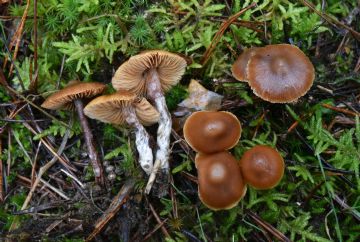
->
<box><xmin>106</xmin><ymin>165</ymin><xmax>115</xmax><ymax>173</ymax></box>
<box><xmin>108</xmin><ymin>172</ymin><xmax>116</xmax><ymax>181</ymax></box>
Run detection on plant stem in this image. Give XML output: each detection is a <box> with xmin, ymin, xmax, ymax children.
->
<box><xmin>74</xmin><ymin>99</ymin><xmax>105</xmax><ymax>186</ymax></box>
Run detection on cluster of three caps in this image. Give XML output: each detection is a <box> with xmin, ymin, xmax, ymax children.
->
<box><xmin>184</xmin><ymin>111</ymin><xmax>285</xmax><ymax>210</ymax></box>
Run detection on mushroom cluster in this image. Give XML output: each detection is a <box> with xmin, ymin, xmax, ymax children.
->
<box><xmin>232</xmin><ymin>44</ymin><xmax>315</xmax><ymax>103</ymax></box>
<box><xmin>41</xmin><ymin>50</ymin><xmax>187</xmax><ymax>190</ymax></box>
<box><xmin>111</xmin><ymin>50</ymin><xmax>187</xmax><ymax>193</ymax></box>
<box><xmin>183</xmin><ymin>111</ymin><xmax>285</xmax><ymax>210</ymax></box>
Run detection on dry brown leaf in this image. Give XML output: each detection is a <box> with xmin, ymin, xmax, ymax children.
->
<box><xmin>178</xmin><ymin>79</ymin><xmax>223</xmax><ymax>112</ymax></box>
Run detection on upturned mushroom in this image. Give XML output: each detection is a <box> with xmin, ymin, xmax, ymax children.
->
<box><xmin>183</xmin><ymin>111</ymin><xmax>242</xmax><ymax>154</ymax></box>
<box><xmin>239</xmin><ymin>145</ymin><xmax>284</xmax><ymax>189</ymax></box>
<box><xmin>111</xmin><ymin>50</ymin><xmax>187</xmax><ymax>193</ymax></box>
<box><xmin>41</xmin><ymin>81</ymin><xmax>106</xmax><ymax>185</ymax></box>
<box><xmin>83</xmin><ymin>91</ymin><xmax>159</xmax><ymax>175</ymax></box>
<box><xmin>246</xmin><ymin>44</ymin><xmax>315</xmax><ymax>103</ymax></box>
<box><xmin>196</xmin><ymin>152</ymin><xmax>247</xmax><ymax>210</ymax></box>
<box><xmin>231</xmin><ymin>47</ymin><xmax>259</xmax><ymax>82</ymax></box>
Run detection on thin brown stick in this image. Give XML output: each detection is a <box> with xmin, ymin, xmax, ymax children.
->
<box><xmin>3</xmin><ymin>84</ymin><xmax>70</xmax><ymax>128</ymax></box>
<box><xmin>3</xmin><ymin>0</ymin><xmax>30</xmax><ymax>75</ymax></box>
<box><xmin>21</xmin><ymin>119</ymin><xmax>73</xmax><ymax>209</ymax></box>
<box><xmin>74</xmin><ymin>99</ymin><xmax>104</xmax><ymax>186</ymax></box>
<box><xmin>321</xmin><ymin>103</ymin><xmax>359</xmax><ymax>116</ymax></box>
<box><xmin>6</xmin><ymin>130</ymin><xmax>11</xmax><ymax>176</ymax></box>
<box><xmin>0</xmin><ymin>103</ymin><xmax>28</xmax><ymax>135</ymax></box>
<box><xmin>252</xmin><ymin>111</ymin><xmax>266</xmax><ymax>139</ymax></box>
<box><xmin>85</xmin><ymin>179</ymin><xmax>135</xmax><ymax>241</ymax></box>
<box><xmin>39</xmin><ymin>178</ymin><xmax>70</xmax><ymax>200</ymax></box>
<box><xmin>31</xmin><ymin>142</ymin><xmax>41</xmax><ymax>186</ymax></box>
<box><xmin>200</xmin><ymin>2</ymin><xmax>257</xmax><ymax>66</ymax></box>
<box><xmin>333</xmin><ymin>194</ymin><xmax>360</xmax><ymax>222</ymax></box>
<box><xmin>354</xmin><ymin>55</ymin><xmax>360</xmax><ymax>72</ymax></box>
<box><xmin>148</xmin><ymin>202</ymin><xmax>171</xmax><ymax>238</ymax></box>
<box><xmin>180</xmin><ymin>171</ymin><xmax>198</xmax><ymax>184</ymax></box>
<box><xmin>9</xmin><ymin>120</ymin><xmax>72</xmax><ymax>231</ymax></box>
<box><xmin>247</xmin><ymin>210</ymin><xmax>291</xmax><ymax>242</ymax></box>
<box><xmin>169</xmin><ymin>175</ymin><xmax>178</xmax><ymax>218</ymax></box>
<box><xmin>16</xmin><ymin>174</ymin><xmax>54</xmax><ymax>196</ymax></box>
<box><xmin>22</xmin><ymin>122</ymin><xmax>76</xmax><ymax>171</ymax></box>
<box><xmin>0</xmin><ymin>68</ymin><xmax>16</xmax><ymax>100</ymax></box>
<box><xmin>142</xmin><ymin>218</ymin><xmax>169</xmax><ymax>241</ymax></box>
<box><xmin>171</xmin><ymin>129</ymin><xmax>195</xmax><ymax>162</ymax></box>
<box><xmin>287</xmin><ymin>120</ymin><xmax>299</xmax><ymax>133</ymax></box>
<box><xmin>298</xmin><ymin>0</ymin><xmax>360</xmax><ymax>42</ymax></box>
<box><xmin>0</xmin><ymin>138</ymin><xmax>3</xmax><ymax>202</ymax></box>
<box><xmin>30</xmin><ymin>0</ymin><xmax>38</xmax><ymax>92</ymax></box>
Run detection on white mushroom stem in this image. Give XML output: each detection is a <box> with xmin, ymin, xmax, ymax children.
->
<box><xmin>145</xmin><ymin>68</ymin><xmax>172</xmax><ymax>194</ymax></box>
<box><xmin>125</xmin><ymin>109</ymin><xmax>153</xmax><ymax>175</ymax></box>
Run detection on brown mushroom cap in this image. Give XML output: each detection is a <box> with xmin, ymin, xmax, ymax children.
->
<box><xmin>246</xmin><ymin>44</ymin><xmax>315</xmax><ymax>103</ymax></box>
<box><xmin>83</xmin><ymin>91</ymin><xmax>159</xmax><ymax>126</ymax></box>
<box><xmin>41</xmin><ymin>81</ymin><xmax>106</xmax><ymax>110</ymax></box>
<box><xmin>196</xmin><ymin>152</ymin><xmax>247</xmax><ymax>210</ymax></box>
<box><xmin>112</xmin><ymin>50</ymin><xmax>187</xmax><ymax>95</ymax></box>
<box><xmin>239</xmin><ymin>145</ymin><xmax>284</xmax><ymax>189</ymax></box>
<box><xmin>183</xmin><ymin>111</ymin><xmax>241</xmax><ymax>153</ymax></box>
<box><xmin>231</xmin><ymin>47</ymin><xmax>259</xmax><ymax>82</ymax></box>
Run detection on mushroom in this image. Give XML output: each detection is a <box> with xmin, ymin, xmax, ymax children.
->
<box><xmin>83</xmin><ymin>91</ymin><xmax>159</xmax><ymax>175</ymax></box>
<box><xmin>183</xmin><ymin>111</ymin><xmax>242</xmax><ymax>154</ymax></box>
<box><xmin>239</xmin><ymin>145</ymin><xmax>284</xmax><ymax>189</ymax></box>
<box><xmin>111</xmin><ymin>50</ymin><xmax>187</xmax><ymax>193</ymax></box>
<box><xmin>41</xmin><ymin>81</ymin><xmax>106</xmax><ymax>185</ymax></box>
<box><xmin>196</xmin><ymin>152</ymin><xmax>247</xmax><ymax>210</ymax></box>
<box><xmin>231</xmin><ymin>47</ymin><xmax>259</xmax><ymax>82</ymax></box>
<box><xmin>246</xmin><ymin>44</ymin><xmax>315</xmax><ymax>103</ymax></box>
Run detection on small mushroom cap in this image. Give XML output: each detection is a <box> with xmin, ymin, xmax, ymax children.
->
<box><xmin>196</xmin><ymin>152</ymin><xmax>247</xmax><ymax>210</ymax></box>
<box><xmin>84</xmin><ymin>91</ymin><xmax>159</xmax><ymax>126</ymax></box>
<box><xmin>41</xmin><ymin>81</ymin><xmax>106</xmax><ymax>110</ymax></box>
<box><xmin>112</xmin><ymin>50</ymin><xmax>187</xmax><ymax>95</ymax></box>
<box><xmin>246</xmin><ymin>44</ymin><xmax>315</xmax><ymax>103</ymax></box>
<box><xmin>239</xmin><ymin>145</ymin><xmax>284</xmax><ymax>189</ymax></box>
<box><xmin>183</xmin><ymin>111</ymin><xmax>241</xmax><ymax>153</ymax></box>
<box><xmin>231</xmin><ymin>47</ymin><xmax>259</xmax><ymax>82</ymax></box>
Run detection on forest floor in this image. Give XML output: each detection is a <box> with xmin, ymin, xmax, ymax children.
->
<box><xmin>0</xmin><ymin>0</ymin><xmax>360</xmax><ymax>241</ymax></box>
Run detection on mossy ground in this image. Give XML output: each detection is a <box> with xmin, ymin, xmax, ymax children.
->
<box><xmin>0</xmin><ymin>0</ymin><xmax>359</xmax><ymax>241</ymax></box>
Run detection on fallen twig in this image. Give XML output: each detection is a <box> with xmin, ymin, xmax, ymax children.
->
<box><xmin>22</xmin><ymin>121</ymin><xmax>76</xmax><ymax>171</ymax></box>
<box><xmin>299</xmin><ymin>0</ymin><xmax>360</xmax><ymax>42</ymax></box>
<box><xmin>0</xmin><ymin>138</ymin><xmax>3</xmax><ymax>202</ymax></box>
<box><xmin>333</xmin><ymin>194</ymin><xmax>360</xmax><ymax>222</ymax></box>
<box><xmin>142</xmin><ymin>218</ymin><xmax>169</xmax><ymax>241</ymax></box>
<box><xmin>8</xmin><ymin>117</ymin><xmax>73</xmax><ymax>231</ymax></box>
<box><xmin>29</xmin><ymin>0</ymin><xmax>38</xmax><ymax>92</ymax></box>
<box><xmin>3</xmin><ymin>0</ymin><xmax>30</xmax><ymax>76</ymax></box>
<box><xmin>200</xmin><ymin>2</ymin><xmax>257</xmax><ymax>66</ymax></box>
<box><xmin>247</xmin><ymin>210</ymin><xmax>291</xmax><ymax>242</ymax></box>
<box><xmin>39</xmin><ymin>178</ymin><xmax>70</xmax><ymax>200</ymax></box>
<box><xmin>321</xmin><ymin>103</ymin><xmax>359</xmax><ymax>116</ymax></box>
<box><xmin>86</xmin><ymin>179</ymin><xmax>135</xmax><ymax>241</ymax></box>
<box><xmin>148</xmin><ymin>201</ymin><xmax>171</xmax><ymax>238</ymax></box>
